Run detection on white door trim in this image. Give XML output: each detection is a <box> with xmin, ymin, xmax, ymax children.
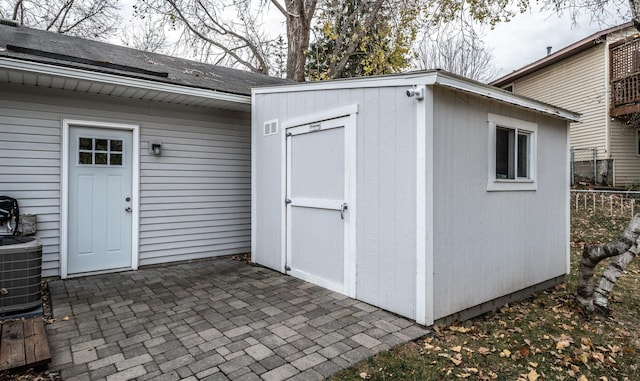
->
<box><xmin>283</xmin><ymin>110</ymin><xmax>357</xmax><ymax>298</ymax></box>
<box><xmin>60</xmin><ymin>119</ymin><xmax>140</xmax><ymax>279</ymax></box>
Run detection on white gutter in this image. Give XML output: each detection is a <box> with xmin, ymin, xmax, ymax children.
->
<box><xmin>0</xmin><ymin>56</ymin><xmax>251</xmax><ymax>104</ymax></box>
<box><xmin>252</xmin><ymin>70</ymin><xmax>580</xmax><ymax>123</ymax></box>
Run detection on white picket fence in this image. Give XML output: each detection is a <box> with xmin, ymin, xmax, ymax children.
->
<box><xmin>571</xmin><ymin>190</ymin><xmax>640</xmax><ymax>218</ymax></box>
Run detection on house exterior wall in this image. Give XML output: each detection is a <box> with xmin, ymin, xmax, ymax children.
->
<box><xmin>431</xmin><ymin>87</ymin><xmax>569</xmax><ymax>319</ymax></box>
<box><xmin>252</xmin><ymin>86</ymin><xmax>418</xmax><ymax>319</ymax></box>
<box><xmin>511</xmin><ymin>45</ymin><xmax>607</xmax><ymax>161</ymax></box>
<box><xmin>609</xmin><ymin>119</ymin><xmax>640</xmax><ymax>185</ymax></box>
<box><xmin>0</xmin><ymin>82</ymin><xmax>251</xmax><ymax>277</ymax></box>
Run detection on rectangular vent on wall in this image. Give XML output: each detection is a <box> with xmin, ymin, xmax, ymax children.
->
<box><xmin>264</xmin><ymin>120</ymin><xmax>278</xmax><ymax>136</ymax></box>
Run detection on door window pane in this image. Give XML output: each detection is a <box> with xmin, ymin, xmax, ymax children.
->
<box><xmin>79</xmin><ymin>152</ymin><xmax>93</xmax><ymax>165</ymax></box>
<box><xmin>110</xmin><ymin>153</ymin><xmax>123</xmax><ymax>166</ymax></box>
<box><xmin>95</xmin><ymin>139</ymin><xmax>108</xmax><ymax>151</ymax></box>
<box><xmin>95</xmin><ymin>153</ymin><xmax>107</xmax><ymax>165</ymax></box>
<box><xmin>79</xmin><ymin>138</ymin><xmax>93</xmax><ymax>150</ymax></box>
<box><xmin>110</xmin><ymin>140</ymin><xmax>123</xmax><ymax>152</ymax></box>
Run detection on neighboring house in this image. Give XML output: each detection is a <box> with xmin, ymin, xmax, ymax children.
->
<box><xmin>252</xmin><ymin>71</ymin><xmax>579</xmax><ymax>325</ymax></box>
<box><xmin>0</xmin><ymin>21</ymin><xmax>287</xmax><ymax>278</ymax></box>
<box><xmin>491</xmin><ymin>22</ymin><xmax>640</xmax><ymax>186</ymax></box>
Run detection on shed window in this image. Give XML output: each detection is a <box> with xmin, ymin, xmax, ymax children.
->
<box><xmin>488</xmin><ymin>114</ymin><xmax>537</xmax><ymax>191</ymax></box>
<box><xmin>78</xmin><ymin>137</ymin><xmax>124</xmax><ymax>167</ymax></box>
<box><xmin>495</xmin><ymin>127</ymin><xmax>530</xmax><ymax>179</ymax></box>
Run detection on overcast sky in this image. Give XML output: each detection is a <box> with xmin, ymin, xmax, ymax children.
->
<box><xmin>483</xmin><ymin>3</ymin><xmax>629</xmax><ymax>78</ymax></box>
<box><xmin>119</xmin><ymin>1</ymin><xmax>630</xmax><ymax>80</ymax></box>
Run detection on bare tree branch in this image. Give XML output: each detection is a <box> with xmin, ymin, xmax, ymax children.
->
<box><xmin>0</xmin><ymin>0</ymin><xmax>121</xmax><ymax>39</ymax></box>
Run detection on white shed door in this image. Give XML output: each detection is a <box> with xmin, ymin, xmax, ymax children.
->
<box><xmin>68</xmin><ymin>127</ymin><xmax>133</xmax><ymax>274</ymax></box>
<box><xmin>286</xmin><ymin>116</ymin><xmax>354</xmax><ymax>295</ymax></box>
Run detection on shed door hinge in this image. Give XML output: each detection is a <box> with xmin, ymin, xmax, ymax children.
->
<box><xmin>285</xmin><ymin>265</ymin><xmax>291</xmax><ymax>271</ymax></box>
<box><xmin>285</xmin><ymin>132</ymin><xmax>292</xmax><ymax>139</ymax></box>
<box><xmin>285</xmin><ymin>198</ymin><xmax>291</xmax><ymax>205</ymax></box>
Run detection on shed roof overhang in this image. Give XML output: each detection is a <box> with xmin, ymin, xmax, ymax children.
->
<box><xmin>0</xmin><ymin>56</ymin><xmax>251</xmax><ymax>111</ymax></box>
<box><xmin>253</xmin><ymin>70</ymin><xmax>581</xmax><ymax>122</ymax></box>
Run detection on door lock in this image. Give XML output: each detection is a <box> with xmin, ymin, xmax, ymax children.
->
<box><xmin>340</xmin><ymin>203</ymin><xmax>348</xmax><ymax>220</ymax></box>
<box><xmin>125</xmin><ymin>207</ymin><xmax>132</xmax><ymax>212</ymax></box>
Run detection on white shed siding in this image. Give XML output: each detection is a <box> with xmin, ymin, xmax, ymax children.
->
<box><xmin>608</xmin><ymin>120</ymin><xmax>640</xmax><ymax>185</ymax></box>
<box><xmin>252</xmin><ymin>86</ymin><xmax>417</xmax><ymax>319</ymax></box>
<box><xmin>513</xmin><ymin>46</ymin><xmax>608</xmax><ymax>160</ymax></box>
<box><xmin>0</xmin><ymin>83</ymin><xmax>251</xmax><ymax>276</ymax></box>
<box><xmin>431</xmin><ymin>87</ymin><xmax>568</xmax><ymax>319</ymax></box>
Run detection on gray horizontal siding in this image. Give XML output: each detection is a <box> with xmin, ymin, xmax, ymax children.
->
<box><xmin>1</xmin><ymin>82</ymin><xmax>251</xmax><ymax>276</ymax></box>
<box><xmin>0</xmin><ymin>103</ymin><xmax>62</xmax><ymax>276</ymax></box>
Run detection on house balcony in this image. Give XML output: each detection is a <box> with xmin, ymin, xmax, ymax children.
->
<box><xmin>610</xmin><ymin>36</ymin><xmax>640</xmax><ymax>119</ymax></box>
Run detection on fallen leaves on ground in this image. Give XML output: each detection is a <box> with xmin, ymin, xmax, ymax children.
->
<box><xmin>331</xmin><ymin>209</ymin><xmax>640</xmax><ymax>381</ymax></box>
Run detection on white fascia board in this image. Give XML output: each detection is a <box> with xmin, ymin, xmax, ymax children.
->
<box><xmin>252</xmin><ymin>70</ymin><xmax>580</xmax><ymax>123</ymax></box>
<box><xmin>0</xmin><ymin>56</ymin><xmax>251</xmax><ymax>104</ymax></box>
<box><xmin>252</xmin><ymin>73</ymin><xmax>433</xmax><ymax>94</ymax></box>
<box><xmin>429</xmin><ymin>72</ymin><xmax>581</xmax><ymax>122</ymax></box>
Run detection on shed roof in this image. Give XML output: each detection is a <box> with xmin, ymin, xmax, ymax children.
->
<box><xmin>0</xmin><ymin>22</ymin><xmax>289</xmax><ymax>110</ymax></box>
<box><xmin>253</xmin><ymin>69</ymin><xmax>581</xmax><ymax>122</ymax></box>
<box><xmin>490</xmin><ymin>22</ymin><xmax>636</xmax><ymax>87</ymax></box>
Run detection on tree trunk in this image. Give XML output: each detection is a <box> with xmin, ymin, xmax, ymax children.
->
<box><xmin>284</xmin><ymin>0</ymin><xmax>314</xmax><ymax>82</ymax></box>
<box><xmin>577</xmin><ymin>213</ymin><xmax>640</xmax><ymax>311</ymax></box>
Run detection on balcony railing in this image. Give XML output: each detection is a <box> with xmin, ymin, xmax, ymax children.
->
<box><xmin>610</xmin><ymin>37</ymin><xmax>640</xmax><ymax>117</ymax></box>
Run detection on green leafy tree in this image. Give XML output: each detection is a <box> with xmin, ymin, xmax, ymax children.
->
<box><xmin>306</xmin><ymin>0</ymin><xmax>419</xmax><ymax>79</ymax></box>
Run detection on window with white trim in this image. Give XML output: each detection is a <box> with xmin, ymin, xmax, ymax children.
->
<box><xmin>487</xmin><ymin>114</ymin><xmax>537</xmax><ymax>191</ymax></box>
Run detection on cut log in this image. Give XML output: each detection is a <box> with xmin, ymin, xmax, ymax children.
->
<box><xmin>593</xmin><ymin>244</ymin><xmax>639</xmax><ymax>314</ymax></box>
<box><xmin>577</xmin><ymin>213</ymin><xmax>640</xmax><ymax>311</ymax></box>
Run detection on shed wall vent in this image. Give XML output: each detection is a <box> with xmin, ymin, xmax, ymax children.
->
<box><xmin>264</xmin><ymin>120</ymin><xmax>278</xmax><ymax>136</ymax></box>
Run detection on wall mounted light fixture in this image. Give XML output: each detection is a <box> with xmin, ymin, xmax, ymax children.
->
<box><xmin>149</xmin><ymin>142</ymin><xmax>162</xmax><ymax>156</ymax></box>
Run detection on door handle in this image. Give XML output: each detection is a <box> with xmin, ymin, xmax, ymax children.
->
<box><xmin>340</xmin><ymin>203</ymin><xmax>348</xmax><ymax>220</ymax></box>
<box><xmin>125</xmin><ymin>207</ymin><xmax>132</xmax><ymax>212</ymax></box>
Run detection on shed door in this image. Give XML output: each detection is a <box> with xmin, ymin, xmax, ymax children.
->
<box><xmin>286</xmin><ymin>116</ymin><xmax>354</xmax><ymax>295</ymax></box>
<box><xmin>68</xmin><ymin>127</ymin><xmax>133</xmax><ymax>274</ymax></box>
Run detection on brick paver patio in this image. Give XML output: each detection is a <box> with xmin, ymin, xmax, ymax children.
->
<box><xmin>46</xmin><ymin>257</ymin><xmax>428</xmax><ymax>380</ymax></box>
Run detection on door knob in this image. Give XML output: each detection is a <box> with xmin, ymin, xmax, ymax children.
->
<box><xmin>125</xmin><ymin>207</ymin><xmax>132</xmax><ymax>212</ymax></box>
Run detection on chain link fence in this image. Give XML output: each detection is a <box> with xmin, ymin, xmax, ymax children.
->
<box><xmin>570</xmin><ymin>147</ymin><xmax>598</xmax><ymax>185</ymax></box>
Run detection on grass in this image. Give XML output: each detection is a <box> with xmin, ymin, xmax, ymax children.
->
<box><xmin>331</xmin><ymin>209</ymin><xmax>640</xmax><ymax>381</ymax></box>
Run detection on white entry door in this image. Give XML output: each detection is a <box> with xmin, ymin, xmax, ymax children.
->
<box><xmin>67</xmin><ymin>127</ymin><xmax>133</xmax><ymax>274</ymax></box>
<box><xmin>286</xmin><ymin>116</ymin><xmax>355</xmax><ymax>296</ymax></box>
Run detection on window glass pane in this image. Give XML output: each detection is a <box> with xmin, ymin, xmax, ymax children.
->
<box><xmin>79</xmin><ymin>152</ymin><xmax>93</xmax><ymax>165</ymax></box>
<box><xmin>79</xmin><ymin>138</ymin><xmax>93</xmax><ymax>150</ymax></box>
<box><xmin>95</xmin><ymin>153</ymin><xmax>107</xmax><ymax>165</ymax></box>
<box><xmin>517</xmin><ymin>133</ymin><xmax>529</xmax><ymax>178</ymax></box>
<box><xmin>110</xmin><ymin>139</ymin><xmax>123</xmax><ymax>152</ymax></box>
<box><xmin>496</xmin><ymin>127</ymin><xmax>514</xmax><ymax>179</ymax></box>
<box><xmin>95</xmin><ymin>139</ymin><xmax>108</xmax><ymax>151</ymax></box>
<box><xmin>110</xmin><ymin>153</ymin><xmax>123</xmax><ymax>166</ymax></box>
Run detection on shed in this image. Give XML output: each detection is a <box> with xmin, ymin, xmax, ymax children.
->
<box><xmin>0</xmin><ymin>22</ymin><xmax>288</xmax><ymax>278</ymax></box>
<box><xmin>251</xmin><ymin>70</ymin><xmax>580</xmax><ymax>326</ymax></box>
